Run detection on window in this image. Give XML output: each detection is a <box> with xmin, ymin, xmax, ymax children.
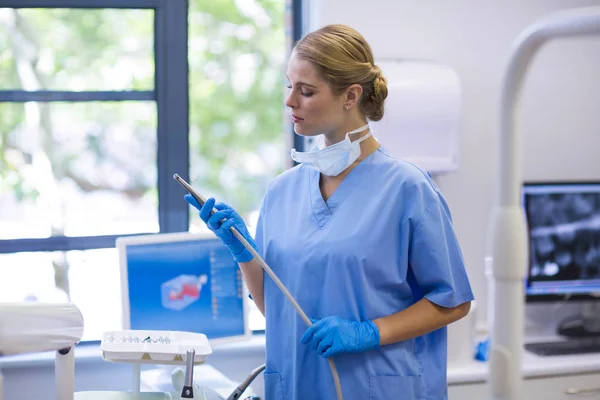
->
<box><xmin>0</xmin><ymin>0</ymin><xmax>299</xmax><ymax>340</ymax></box>
<box><xmin>188</xmin><ymin>0</ymin><xmax>301</xmax><ymax>331</ymax></box>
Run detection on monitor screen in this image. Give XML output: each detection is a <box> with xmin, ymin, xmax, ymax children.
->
<box><xmin>522</xmin><ymin>182</ymin><xmax>600</xmax><ymax>301</ymax></box>
<box><xmin>117</xmin><ymin>232</ymin><xmax>250</xmax><ymax>344</ymax></box>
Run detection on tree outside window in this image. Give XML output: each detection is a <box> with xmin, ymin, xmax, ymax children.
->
<box><xmin>0</xmin><ymin>0</ymin><xmax>288</xmax><ymax>339</ymax></box>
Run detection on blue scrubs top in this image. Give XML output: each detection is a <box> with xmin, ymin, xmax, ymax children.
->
<box><xmin>254</xmin><ymin>147</ymin><xmax>474</xmax><ymax>400</ymax></box>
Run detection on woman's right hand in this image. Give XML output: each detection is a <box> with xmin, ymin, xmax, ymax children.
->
<box><xmin>185</xmin><ymin>194</ymin><xmax>257</xmax><ymax>263</ymax></box>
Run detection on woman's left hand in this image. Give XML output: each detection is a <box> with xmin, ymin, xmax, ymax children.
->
<box><xmin>301</xmin><ymin>316</ymin><xmax>380</xmax><ymax>358</ymax></box>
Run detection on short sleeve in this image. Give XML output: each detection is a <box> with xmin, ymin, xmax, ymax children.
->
<box><xmin>408</xmin><ymin>196</ymin><xmax>475</xmax><ymax>308</ymax></box>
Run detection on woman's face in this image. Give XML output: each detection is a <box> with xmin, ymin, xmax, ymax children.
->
<box><xmin>285</xmin><ymin>53</ymin><xmax>345</xmax><ymax>137</ymax></box>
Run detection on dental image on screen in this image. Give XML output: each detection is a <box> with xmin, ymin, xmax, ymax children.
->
<box><xmin>161</xmin><ymin>274</ymin><xmax>208</xmax><ymax>311</ymax></box>
<box><xmin>524</xmin><ymin>185</ymin><xmax>600</xmax><ymax>292</ymax></box>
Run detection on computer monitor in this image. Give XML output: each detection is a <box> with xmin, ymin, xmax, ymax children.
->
<box><xmin>117</xmin><ymin>232</ymin><xmax>251</xmax><ymax>345</ymax></box>
<box><xmin>522</xmin><ymin>181</ymin><xmax>600</xmax><ymax>338</ymax></box>
<box><xmin>522</xmin><ymin>181</ymin><xmax>600</xmax><ymax>301</ymax></box>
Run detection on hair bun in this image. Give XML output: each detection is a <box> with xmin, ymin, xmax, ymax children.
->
<box><xmin>363</xmin><ymin>65</ymin><xmax>388</xmax><ymax>122</ymax></box>
<box><xmin>373</xmin><ymin>68</ymin><xmax>387</xmax><ymax>98</ymax></box>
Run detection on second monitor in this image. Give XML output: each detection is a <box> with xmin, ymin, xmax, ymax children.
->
<box><xmin>522</xmin><ymin>181</ymin><xmax>600</xmax><ymax>341</ymax></box>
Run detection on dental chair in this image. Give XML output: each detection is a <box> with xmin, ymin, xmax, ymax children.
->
<box><xmin>0</xmin><ymin>302</ymin><xmax>84</xmax><ymax>400</ymax></box>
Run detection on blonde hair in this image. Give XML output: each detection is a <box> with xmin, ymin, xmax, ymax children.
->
<box><xmin>293</xmin><ymin>24</ymin><xmax>388</xmax><ymax>121</ymax></box>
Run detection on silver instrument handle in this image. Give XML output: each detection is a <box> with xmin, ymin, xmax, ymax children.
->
<box><xmin>181</xmin><ymin>349</ymin><xmax>195</xmax><ymax>399</ymax></box>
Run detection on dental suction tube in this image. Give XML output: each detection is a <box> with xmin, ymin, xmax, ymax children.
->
<box><xmin>173</xmin><ymin>174</ymin><xmax>344</xmax><ymax>400</ymax></box>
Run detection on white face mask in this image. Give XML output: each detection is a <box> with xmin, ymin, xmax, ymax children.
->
<box><xmin>290</xmin><ymin>124</ymin><xmax>371</xmax><ymax>176</ymax></box>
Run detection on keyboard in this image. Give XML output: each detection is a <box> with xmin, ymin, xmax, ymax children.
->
<box><xmin>525</xmin><ymin>338</ymin><xmax>600</xmax><ymax>356</ymax></box>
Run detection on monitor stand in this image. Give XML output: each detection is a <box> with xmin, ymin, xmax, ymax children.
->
<box><xmin>557</xmin><ymin>300</ymin><xmax>600</xmax><ymax>339</ymax></box>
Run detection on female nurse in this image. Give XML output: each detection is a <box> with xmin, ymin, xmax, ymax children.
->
<box><xmin>186</xmin><ymin>24</ymin><xmax>474</xmax><ymax>400</ymax></box>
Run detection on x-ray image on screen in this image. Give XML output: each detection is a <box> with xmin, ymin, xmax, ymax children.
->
<box><xmin>524</xmin><ymin>185</ymin><xmax>600</xmax><ymax>283</ymax></box>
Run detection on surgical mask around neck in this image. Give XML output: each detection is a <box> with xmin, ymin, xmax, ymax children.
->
<box><xmin>290</xmin><ymin>124</ymin><xmax>372</xmax><ymax>176</ymax></box>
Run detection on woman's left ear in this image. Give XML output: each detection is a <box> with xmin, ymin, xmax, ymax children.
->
<box><xmin>344</xmin><ymin>84</ymin><xmax>363</xmax><ymax>109</ymax></box>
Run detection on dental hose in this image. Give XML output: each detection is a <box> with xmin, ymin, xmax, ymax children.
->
<box><xmin>172</xmin><ymin>174</ymin><xmax>344</xmax><ymax>400</ymax></box>
<box><xmin>231</xmin><ymin>228</ymin><xmax>345</xmax><ymax>400</ymax></box>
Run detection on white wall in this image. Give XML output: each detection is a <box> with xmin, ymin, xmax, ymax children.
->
<box><xmin>307</xmin><ymin>0</ymin><xmax>600</xmax><ymax>329</ymax></box>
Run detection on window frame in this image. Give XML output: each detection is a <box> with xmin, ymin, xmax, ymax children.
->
<box><xmin>291</xmin><ymin>0</ymin><xmax>305</xmax><ymax>155</ymax></box>
<box><xmin>0</xmin><ymin>0</ymin><xmax>189</xmax><ymax>253</ymax></box>
<box><xmin>0</xmin><ymin>0</ymin><xmax>304</xmax><ymax>335</ymax></box>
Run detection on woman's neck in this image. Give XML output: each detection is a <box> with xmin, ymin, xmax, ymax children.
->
<box><xmin>322</xmin><ymin>117</ymin><xmax>370</xmax><ymax>147</ymax></box>
<box><xmin>321</xmin><ymin>134</ymin><xmax>380</xmax><ymax>183</ymax></box>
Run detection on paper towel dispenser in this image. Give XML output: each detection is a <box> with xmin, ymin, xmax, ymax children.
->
<box><xmin>369</xmin><ymin>59</ymin><xmax>462</xmax><ymax>173</ymax></box>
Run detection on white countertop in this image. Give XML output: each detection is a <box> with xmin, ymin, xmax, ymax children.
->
<box><xmin>448</xmin><ymin>342</ymin><xmax>600</xmax><ymax>385</ymax></box>
<box><xmin>2</xmin><ymin>335</ymin><xmax>599</xmax><ymax>386</ymax></box>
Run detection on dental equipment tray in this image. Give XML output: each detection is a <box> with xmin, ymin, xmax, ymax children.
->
<box><xmin>101</xmin><ymin>330</ymin><xmax>212</xmax><ymax>365</ymax></box>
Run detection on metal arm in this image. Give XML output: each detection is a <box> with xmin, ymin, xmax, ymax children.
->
<box><xmin>55</xmin><ymin>347</ymin><xmax>75</xmax><ymax>400</ymax></box>
<box><xmin>181</xmin><ymin>349</ymin><xmax>196</xmax><ymax>399</ymax></box>
<box><xmin>488</xmin><ymin>6</ymin><xmax>600</xmax><ymax>400</ymax></box>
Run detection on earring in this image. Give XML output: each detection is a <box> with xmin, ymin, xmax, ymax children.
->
<box><xmin>344</xmin><ymin>104</ymin><xmax>349</xmax><ymax>111</ymax></box>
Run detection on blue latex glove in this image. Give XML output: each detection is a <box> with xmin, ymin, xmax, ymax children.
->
<box><xmin>185</xmin><ymin>194</ymin><xmax>257</xmax><ymax>263</ymax></box>
<box><xmin>301</xmin><ymin>316</ymin><xmax>380</xmax><ymax>358</ymax></box>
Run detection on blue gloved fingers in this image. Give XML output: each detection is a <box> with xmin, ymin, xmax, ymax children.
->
<box><xmin>198</xmin><ymin>198</ymin><xmax>216</xmax><ymax>223</ymax></box>
<box><xmin>199</xmin><ymin>198</ymin><xmax>216</xmax><ymax>223</ymax></box>
<box><xmin>213</xmin><ymin>201</ymin><xmax>232</xmax><ymax>211</ymax></box>
<box><xmin>310</xmin><ymin>323</ymin><xmax>331</xmax><ymax>351</ymax></box>
<box><xmin>219</xmin><ymin>219</ymin><xmax>236</xmax><ymax>243</ymax></box>
<box><xmin>184</xmin><ymin>194</ymin><xmax>202</xmax><ymax>211</ymax></box>
<box><xmin>207</xmin><ymin>209</ymin><xmax>233</xmax><ymax>230</ymax></box>
<box><xmin>316</xmin><ymin>332</ymin><xmax>334</xmax><ymax>355</ymax></box>
<box><xmin>303</xmin><ymin>317</ymin><xmax>381</xmax><ymax>357</ymax></box>
<box><xmin>321</xmin><ymin>345</ymin><xmax>338</xmax><ymax>359</ymax></box>
<box><xmin>301</xmin><ymin>318</ymin><xmax>324</xmax><ymax>345</ymax></box>
<box><xmin>182</xmin><ymin>194</ymin><xmax>255</xmax><ymax>262</ymax></box>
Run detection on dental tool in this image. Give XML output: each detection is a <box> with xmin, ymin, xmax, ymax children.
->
<box><xmin>173</xmin><ymin>173</ymin><xmax>344</xmax><ymax>400</ymax></box>
<box><xmin>181</xmin><ymin>349</ymin><xmax>195</xmax><ymax>398</ymax></box>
